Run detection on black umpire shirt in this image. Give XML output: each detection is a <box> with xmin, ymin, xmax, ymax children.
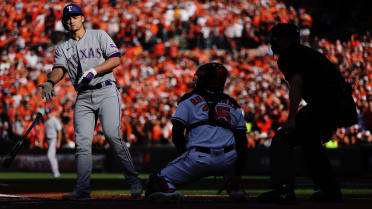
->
<box><xmin>277</xmin><ymin>44</ymin><xmax>350</xmax><ymax>107</ymax></box>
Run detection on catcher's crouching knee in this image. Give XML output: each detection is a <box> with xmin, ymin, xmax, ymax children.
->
<box><xmin>145</xmin><ymin>173</ymin><xmax>175</xmax><ymax>198</ymax></box>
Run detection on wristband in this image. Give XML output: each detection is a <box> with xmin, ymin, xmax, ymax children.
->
<box><xmin>47</xmin><ymin>80</ymin><xmax>55</xmax><ymax>87</ymax></box>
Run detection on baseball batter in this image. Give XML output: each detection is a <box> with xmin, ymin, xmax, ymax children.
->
<box><xmin>44</xmin><ymin>109</ymin><xmax>62</xmax><ymax>178</ymax></box>
<box><xmin>145</xmin><ymin>63</ymin><xmax>248</xmax><ymax>202</ymax></box>
<box><xmin>39</xmin><ymin>4</ymin><xmax>142</xmax><ymax>199</ymax></box>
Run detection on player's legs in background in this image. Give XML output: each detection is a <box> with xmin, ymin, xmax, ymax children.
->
<box><xmin>47</xmin><ymin>137</ymin><xmax>60</xmax><ymax>177</ymax></box>
<box><xmin>73</xmin><ymin>93</ymin><xmax>96</xmax><ymax>196</ymax></box>
<box><xmin>97</xmin><ymin>87</ymin><xmax>141</xmax><ymax>186</ymax></box>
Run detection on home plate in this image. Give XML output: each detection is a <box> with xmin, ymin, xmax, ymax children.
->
<box><xmin>0</xmin><ymin>193</ymin><xmax>31</xmax><ymax>200</ymax></box>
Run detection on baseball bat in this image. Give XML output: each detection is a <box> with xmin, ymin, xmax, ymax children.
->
<box><xmin>2</xmin><ymin>112</ymin><xmax>43</xmax><ymax>168</ymax></box>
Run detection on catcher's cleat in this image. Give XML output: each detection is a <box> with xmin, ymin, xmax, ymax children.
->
<box><xmin>147</xmin><ymin>190</ymin><xmax>184</xmax><ymax>203</ymax></box>
<box><xmin>258</xmin><ymin>185</ymin><xmax>296</xmax><ymax>204</ymax></box>
<box><xmin>228</xmin><ymin>189</ymin><xmax>249</xmax><ymax>202</ymax></box>
<box><xmin>145</xmin><ymin>173</ymin><xmax>183</xmax><ymax>203</ymax></box>
<box><xmin>62</xmin><ymin>191</ymin><xmax>91</xmax><ymax>200</ymax></box>
<box><xmin>310</xmin><ymin>190</ymin><xmax>343</xmax><ymax>203</ymax></box>
<box><xmin>145</xmin><ymin>173</ymin><xmax>169</xmax><ymax>197</ymax></box>
<box><xmin>130</xmin><ymin>182</ymin><xmax>143</xmax><ymax>198</ymax></box>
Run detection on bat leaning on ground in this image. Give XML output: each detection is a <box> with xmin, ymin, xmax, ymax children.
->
<box><xmin>2</xmin><ymin>112</ymin><xmax>43</xmax><ymax>168</ymax></box>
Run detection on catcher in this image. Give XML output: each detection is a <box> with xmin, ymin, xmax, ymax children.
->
<box><xmin>145</xmin><ymin>63</ymin><xmax>248</xmax><ymax>202</ymax></box>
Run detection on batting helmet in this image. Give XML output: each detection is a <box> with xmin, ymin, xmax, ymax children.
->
<box><xmin>269</xmin><ymin>23</ymin><xmax>300</xmax><ymax>54</ymax></box>
<box><xmin>193</xmin><ymin>62</ymin><xmax>228</xmax><ymax>92</ymax></box>
<box><xmin>62</xmin><ymin>4</ymin><xmax>84</xmax><ymax>31</ymax></box>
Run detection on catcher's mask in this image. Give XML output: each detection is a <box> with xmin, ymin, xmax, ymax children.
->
<box><xmin>269</xmin><ymin>23</ymin><xmax>300</xmax><ymax>54</ymax></box>
<box><xmin>62</xmin><ymin>3</ymin><xmax>84</xmax><ymax>31</ymax></box>
<box><xmin>193</xmin><ymin>63</ymin><xmax>228</xmax><ymax>92</ymax></box>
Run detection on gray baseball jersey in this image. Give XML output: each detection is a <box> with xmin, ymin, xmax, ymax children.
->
<box><xmin>52</xmin><ymin>29</ymin><xmax>140</xmax><ymax>195</ymax></box>
<box><xmin>45</xmin><ymin>116</ymin><xmax>62</xmax><ymax>138</ymax></box>
<box><xmin>53</xmin><ymin>29</ymin><xmax>120</xmax><ymax>89</ymax></box>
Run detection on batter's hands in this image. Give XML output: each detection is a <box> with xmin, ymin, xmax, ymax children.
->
<box><xmin>39</xmin><ymin>81</ymin><xmax>55</xmax><ymax>100</ymax></box>
<box><xmin>78</xmin><ymin>68</ymin><xmax>97</xmax><ymax>85</ymax></box>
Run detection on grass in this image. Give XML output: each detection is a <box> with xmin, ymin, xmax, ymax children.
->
<box><xmin>0</xmin><ymin>172</ymin><xmax>269</xmax><ymax>180</ymax></box>
<box><xmin>92</xmin><ymin>189</ymin><xmax>372</xmax><ymax>196</ymax></box>
<box><xmin>1</xmin><ymin>172</ymin><xmax>371</xmax><ymax>196</ymax></box>
<box><xmin>0</xmin><ymin>172</ymin><xmax>144</xmax><ymax>179</ymax></box>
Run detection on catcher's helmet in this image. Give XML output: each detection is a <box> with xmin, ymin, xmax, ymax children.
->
<box><xmin>193</xmin><ymin>63</ymin><xmax>228</xmax><ymax>92</ymax></box>
<box><xmin>62</xmin><ymin>4</ymin><xmax>84</xmax><ymax>31</ymax></box>
<box><xmin>269</xmin><ymin>23</ymin><xmax>300</xmax><ymax>54</ymax></box>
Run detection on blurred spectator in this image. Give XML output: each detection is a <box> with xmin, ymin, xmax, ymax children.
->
<box><xmin>44</xmin><ymin>109</ymin><xmax>62</xmax><ymax>177</ymax></box>
<box><xmin>0</xmin><ymin>0</ymin><xmax>371</xmax><ymax>149</ymax></box>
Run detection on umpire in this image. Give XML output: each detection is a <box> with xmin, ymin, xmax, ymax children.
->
<box><xmin>258</xmin><ymin>23</ymin><xmax>357</xmax><ymax>204</ymax></box>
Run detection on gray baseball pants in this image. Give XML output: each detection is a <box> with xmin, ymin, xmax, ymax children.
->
<box><xmin>160</xmin><ymin>148</ymin><xmax>237</xmax><ymax>189</ymax></box>
<box><xmin>47</xmin><ymin>136</ymin><xmax>60</xmax><ymax>176</ymax></box>
<box><xmin>73</xmin><ymin>85</ymin><xmax>140</xmax><ymax>195</ymax></box>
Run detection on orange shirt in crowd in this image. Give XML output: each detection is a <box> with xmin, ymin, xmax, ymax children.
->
<box><xmin>152</xmin><ymin>123</ymin><xmax>163</xmax><ymax>142</ymax></box>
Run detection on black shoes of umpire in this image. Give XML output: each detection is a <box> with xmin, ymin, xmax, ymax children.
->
<box><xmin>310</xmin><ymin>189</ymin><xmax>343</xmax><ymax>202</ymax></box>
<box><xmin>258</xmin><ymin>184</ymin><xmax>343</xmax><ymax>204</ymax></box>
<box><xmin>258</xmin><ymin>184</ymin><xmax>296</xmax><ymax>204</ymax></box>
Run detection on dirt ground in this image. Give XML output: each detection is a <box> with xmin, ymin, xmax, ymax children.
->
<box><xmin>1</xmin><ymin>193</ymin><xmax>371</xmax><ymax>209</ymax></box>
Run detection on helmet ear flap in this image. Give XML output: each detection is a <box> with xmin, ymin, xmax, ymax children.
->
<box><xmin>62</xmin><ymin>3</ymin><xmax>84</xmax><ymax>31</ymax></box>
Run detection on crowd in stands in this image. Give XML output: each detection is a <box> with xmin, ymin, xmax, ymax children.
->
<box><xmin>0</xmin><ymin>0</ymin><xmax>371</xmax><ymax>150</ymax></box>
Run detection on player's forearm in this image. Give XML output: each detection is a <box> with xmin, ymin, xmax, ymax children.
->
<box><xmin>57</xmin><ymin>131</ymin><xmax>62</xmax><ymax>144</ymax></box>
<box><xmin>93</xmin><ymin>57</ymin><xmax>120</xmax><ymax>74</ymax></box>
<box><xmin>48</xmin><ymin>68</ymin><xmax>65</xmax><ymax>85</ymax></box>
<box><xmin>56</xmin><ymin>131</ymin><xmax>62</xmax><ymax>148</ymax></box>
<box><xmin>288</xmin><ymin>74</ymin><xmax>303</xmax><ymax>120</ymax></box>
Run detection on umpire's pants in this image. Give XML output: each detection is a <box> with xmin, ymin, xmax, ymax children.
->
<box><xmin>270</xmin><ymin>105</ymin><xmax>340</xmax><ymax>192</ymax></box>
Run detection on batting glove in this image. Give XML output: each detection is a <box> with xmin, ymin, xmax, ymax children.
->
<box><xmin>78</xmin><ymin>68</ymin><xmax>97</xmax><ymax>85</ymax></box>
<box><xmin>39</xmin><ymin>81</ymin><xmax>55</xmax><ymax>100</ymax></box>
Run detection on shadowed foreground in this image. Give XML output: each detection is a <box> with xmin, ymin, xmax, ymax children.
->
<box><xmin>1</xmin><ymin>193</ymin><xmax>372</xmax><ymax>209</ymax></box>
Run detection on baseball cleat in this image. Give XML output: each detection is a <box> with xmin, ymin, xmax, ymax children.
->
<box><xmin>62</xmin><ymin>191</ymin><xmax>91</xmax><ymax>200</ymax></box>
<box><xmin>130</xmin><ymin>182</ymin><xmax>143</xmax><ymax>198</ymax></box>
<box><xmin>228</xmin><ymin>189</ymin><xmax>249</xmax><ymax>201</ymax></box>
<box><xmin>147</xmin><ymin>190</ymin><xmax>184</xmax><ymax>203</ymax></box>
<box><xmin>52</xmin><ymin>173</ymin><xmax>60</xmax><ymax>178</ymax></box>
<box><xmin>258</xmin><ymin>185</ymin><xmax>296</xmax><ymax>204</ymax></box>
